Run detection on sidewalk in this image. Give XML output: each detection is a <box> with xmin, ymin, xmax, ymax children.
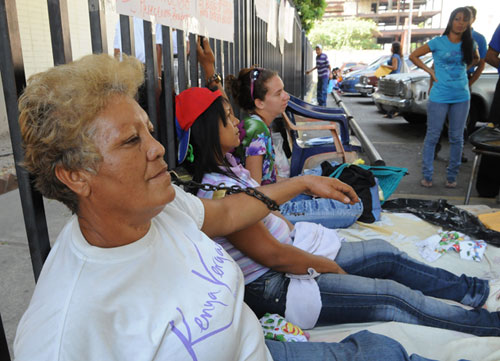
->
<box><xmin>0</xmin><ymin>189</ymin><xmax>70</xmax><ymax>357</ymax></box>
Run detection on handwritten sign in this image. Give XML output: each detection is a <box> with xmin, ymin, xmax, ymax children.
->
<box><xmin>197</xmin><ymin>0</ymin><xmax>234</xmax><ymax>42</ymax></box>
<box><xmin>255</xmin><ymin>0</ymin><xmax>269</xmax><ymax>23</ymax></box>
<box><xmin>116</xmin><ymin>0</ymin><xmax>234</xmax><ymax>42</ymax></box>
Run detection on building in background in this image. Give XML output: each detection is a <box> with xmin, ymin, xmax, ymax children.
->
<box><xmin>324</xmin><ymin>0</ymin><xmax>444</xmax><ymax>52</ymax></box>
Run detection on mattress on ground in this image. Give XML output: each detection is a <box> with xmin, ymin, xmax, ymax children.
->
<box><xmin>307</xmin><ymin>210</ymin><xmax>500</xmax><ymax>361</ymax></box>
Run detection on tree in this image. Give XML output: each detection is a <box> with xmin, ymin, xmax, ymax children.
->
<box><xmin>308</xmin><ymin>18</ymin><xmax>381</xmax><ymax>50</ymax></box>
<box><xmin>294</xmin><ymin>0</ymin><xmax>327</xmax><ymax>33</ymax></box>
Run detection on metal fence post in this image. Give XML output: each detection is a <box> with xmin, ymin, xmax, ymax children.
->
<box><xmin>0</xmin><ymin>312</ymin><xmax>10</xmax><ymax>360</ymax></box>
<box><xmin>160</xmin><ymin>26</ymin><xmax>176</xmax><ymax>168</ymax></box>
<box><xmin>119</xmin><ymin>14</ymin><xmax>134</xmax><ymax>57</ymax></box>
<box><xmin>0</xmin><ymin>0</ymin><xmax>51</xmax><ymax>281</ymax></box>
<box><xmin>88</xmin><ymin>0</ymin><xmax>107</xmax><ymax>54</ymax></box>
<box><xmin>47</xmin><ymin>0</ymin><xmax>72</xmax><ymax>65</ymax></box>
<box><xmin>301</xmin><ymin>30</ymin><xmax>306</xmax><ymax>99</ymax></box>
<box><xmin>189</xmin><ymin>33</ymin><xmax>198</xmax><ymax>87</ymax></box>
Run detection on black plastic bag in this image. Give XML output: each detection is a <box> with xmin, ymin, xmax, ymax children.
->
<box><xmin>321</xmin><ymin>161</ymin><xmax>379</xmax><ymax>223</ymax></box>
<box><xmin>382</xmin><ymin>198</ymin><xmax>500</xmax><ymax>247</ymax></box>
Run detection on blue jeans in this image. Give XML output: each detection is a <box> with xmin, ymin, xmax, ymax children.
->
<box><xmin>266</xmin><ymin>330</ymin><xmax>439</xmax><ymax>361</ymax></box>
<box><xmin>245</xmin><ymin>239</ymin><xmax>499</xmax><ymax>336</ymax></box>
<box><xmin>422</xmin><ymin>100</ymin><xmax>470</xmax><ymax>182</ymax></box>
<box><xmin>280</xmin><ymin>194</ymin><xmax>363</xmax><ymax>229</ymax></box>
<box><xmin>317</xmin><ymin>76</ymin><xmax>329</xmax><ymax>106</ymax></box>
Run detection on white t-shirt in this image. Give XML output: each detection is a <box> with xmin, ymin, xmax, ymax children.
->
<box><xmin>14</xmin><ymin>185</ymin><xmax>272</xmax><ymax>361</ymax></box>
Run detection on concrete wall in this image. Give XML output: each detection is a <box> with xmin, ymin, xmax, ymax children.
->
<box><xmin>0</xmin><ymin>0</ymin><xmax>120</xmax><ymax>138</ymax></box>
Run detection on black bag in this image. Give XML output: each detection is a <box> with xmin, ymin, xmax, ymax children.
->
<box><xmin>476</xmin><ymin>154</ymin><xmax>500</xmax><ymax>197</ymax></box>
<box><xmin>321</xmin><ymin>162</ymin><xmax>379</xmax><ymax>223</ymax></box>
<box><xmin>382</xmin><ymin>198</ymin><xmax>500</xmax><ymax>247</ymax></box>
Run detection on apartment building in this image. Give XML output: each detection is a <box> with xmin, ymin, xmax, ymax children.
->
<box><xmin>324</xmin><ymin>0</ymin><xmax>444</xmax><ymax>49</ymax></box>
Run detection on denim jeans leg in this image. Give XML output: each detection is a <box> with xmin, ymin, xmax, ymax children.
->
<box><xmin>314</xmin><ymin>240</ymin><xmax>499</xmax><ymax>336</ymax></box>
<box><xmin>317</xmin><ymin>77</ymin><xmax>328</xmax><ymax>106</ymax></box>
<box><xmin>422</xmin><ymin>100</ymin><xmax>448</xmax><ymax>181</ymax></box>
<box><xmin>244</xmin><ymin>270</ymin><xmax>288</xmax><ymax>318</ymax></box>
<box><xmin>446</xmin><ymin>100</ymin><xmax>470</xmax><ymax>182</ymax></box>
<box><xmin>265</xmin><ymin>330</ymin><xmax>437</xmax><ymax>361</ymax></box>
<box><xmin>280</xmin><ymin>196</ymin><xmax>363</xmax><ymax>229</ymax></box>
<box><xmin>334</xmin><ymin>239</ymin><xmax>488</xmax><ymax>306</ymax></box>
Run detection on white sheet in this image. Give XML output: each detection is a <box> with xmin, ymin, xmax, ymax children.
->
<box><xmin>307</xmin><ymin>210</ymin><xmax>500</xmax><ymax>361</ymax></box>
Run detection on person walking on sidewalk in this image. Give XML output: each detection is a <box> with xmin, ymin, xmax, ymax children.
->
<box><xmin>306</xmin><ymin>44</ymin><xmax>331</xmax><ymax>106</ymax></box>
<box><xmin>410</xmin><ymin>7</ymin><xmax>479</xmax><ymax>189</ymax></box>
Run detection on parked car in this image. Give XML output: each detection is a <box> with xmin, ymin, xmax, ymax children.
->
<box><xmin>340</xmin><ymin>61</ymin><xmax>367</xmax><ymax>75</ymax></box>
<box><xmin>340</xmin><ymin>56</ymin><xmax>390</xmax><ymax>94</ymax></box>
<box><xmin>372</xmin><ymin>62</ymin><xmax>497</xmax><ymax>133</ymax></box>
<box><xmin>355</xmin><ymin>56</ymin><xmax>415</xmax><ymax>96</ymax></box>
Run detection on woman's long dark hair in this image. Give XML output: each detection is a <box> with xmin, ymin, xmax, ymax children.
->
<box><xmin>225</xmin><ymin>67</ymin><xmax>277</xmax><ymax>112</ymax></box>
<box><xmin>391</xmin><ymin>41</ymin><xmax>402</xmax><ymax>57</ymax></box>
<box><xmin>442</xmin><ymin>7</ymin><xmax>474</xmax><ymax>66</ymax></box>
<box><xmin>182</xmin><ymin>96</ymin><xmax>238</xmax><ymax>188</ymax></box>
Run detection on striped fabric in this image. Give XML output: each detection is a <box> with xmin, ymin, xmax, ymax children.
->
<box><xmin>316</xmin><ymin>53</ymin><xmax>330</xmax><ymax>79</ymax></box>
<box><xmin>197</xmin><ymin>154</ymin><xmax>293</xmax><ymax>284</ymax></box>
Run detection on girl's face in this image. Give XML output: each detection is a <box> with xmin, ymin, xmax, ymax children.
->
<box><xmin>451</xmin><ymin>11</ymin><xmax>469</xmax><ymax>34</ymax></box>
<box><xmin>259</xmin><ymin>75</ymin><xmax>290</xmax><ymax>120</ymax></box>
<box><xmin>219</xmin><ymin>101</ymin><xmax>240</xmax><ymax>154</ymax></box>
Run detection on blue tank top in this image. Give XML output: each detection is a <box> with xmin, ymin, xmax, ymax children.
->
<box><xmin>388</xmin><ymin>54</ymin><xmax>402</xmax><ymax>74</ymax></box>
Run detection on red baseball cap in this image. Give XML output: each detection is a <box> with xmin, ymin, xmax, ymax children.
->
<box><xmin>175</xmin><ymin>87</ymin><xmax>223</xmax><ymax>163</ymax></box>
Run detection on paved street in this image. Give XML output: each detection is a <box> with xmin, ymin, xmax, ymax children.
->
<box><xmin>330</xmin><ymin>93</ymin><xmax>498</xmax><ymax>206</ymax></box>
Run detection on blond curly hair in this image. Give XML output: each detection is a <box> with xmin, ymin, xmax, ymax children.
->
<box><xmin>19</xmin><ymin>53</ymin><xmax>144</xmax><ymax>213</ymax></box>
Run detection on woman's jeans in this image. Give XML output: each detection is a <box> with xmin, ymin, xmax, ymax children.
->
<box><xmin>280</xmin><ymin>193</ymin><xmax>363</xmax><ymax>229</ymax></box>
<box><xmin>422</xmin><ymin>100</ymin><xmax>470</xmax><ymax>182</ymax></box>
<box><xmin>244</xmin><ymin>239</ymin><xmax>499</xmax><ymax>337</ymax></box>
<box><xmin>266</xmin><ymin>330</ymin><xmax>438</xmax><ymax>361</ymax></box>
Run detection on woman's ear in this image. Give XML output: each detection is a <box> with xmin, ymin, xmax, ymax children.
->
<box><xmin>55</xmin><ymin>165</ymin><xmax>91</xmax><ymax>198</ymax></box>
<box><xmin>254</xmin><ymin>98</ymin><xmax>265</xmax><ymax>110</ymax></box>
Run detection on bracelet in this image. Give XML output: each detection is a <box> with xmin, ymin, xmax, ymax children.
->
<box><xmin>207</xmin><ymin>73</ymin><xmax>222</xmax><ymax>85</ymax></box>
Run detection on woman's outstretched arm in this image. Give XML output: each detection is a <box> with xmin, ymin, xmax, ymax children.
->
<box><xmin>200</xmin><ymin>174</ymin><xmax>358</xmax><ymax>238</ymax></box>
<box><xmin>227</xmin><ymin>221</ymin><xmax>347</xmax><ymax>275</ymax></box>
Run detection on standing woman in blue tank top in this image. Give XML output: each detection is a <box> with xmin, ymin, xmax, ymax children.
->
<box><xmin>409</xmin><ymin>7</ymin><xmax>479</xmax><ymax>188</ymax></box>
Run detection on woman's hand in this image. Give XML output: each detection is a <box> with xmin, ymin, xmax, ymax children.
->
<box><xmin>429</xmin><ymin>68</ymin><xmax>438</xmax><ymax>83</ymax></box>
<box><xmin>196</xmin><ymin>36</ymin><xmax>215</xmax><ymax>77</ymax></box>
<box><xmin>302</xmin><ymin>175</ymin><xmax>359</xmax><ymax>205</ymax></box>
<box><xmin>226</xmin><ymin>221</ymin><xmax>348</xmax><ymax>275</ymax></box>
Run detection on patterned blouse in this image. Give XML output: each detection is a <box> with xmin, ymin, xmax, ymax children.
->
<box><xmin>196</xmin><ymin>154</ymin><xmax>293</xmax><ymax>284</ymax></box>
<box><xmin>233</xmin><ymin>114</ymin><xmax>277</xmax><ymax>185</ymax></box>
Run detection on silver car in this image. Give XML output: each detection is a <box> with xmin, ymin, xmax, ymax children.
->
<box><xmin>372</xmin><ymin>61</ymin><xmax>497</xmax><ymax>134</ymax></box>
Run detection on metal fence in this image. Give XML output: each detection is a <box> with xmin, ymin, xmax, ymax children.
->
<box><xmin>0</xmin><ymin>0</ymin><xmax>314</xmax><ymax>280</ymax></box>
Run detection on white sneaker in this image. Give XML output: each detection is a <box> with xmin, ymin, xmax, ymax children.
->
<box><xmin>485</xmin><ymin>279</ymin><xmax>500</xmax><ymax>312</ymax></box>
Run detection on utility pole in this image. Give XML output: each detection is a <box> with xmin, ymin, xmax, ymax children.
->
<box><xmin>406</xmin><ymin>0</ymin><xmax>414</xmax><ymax>54</ymax></box>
